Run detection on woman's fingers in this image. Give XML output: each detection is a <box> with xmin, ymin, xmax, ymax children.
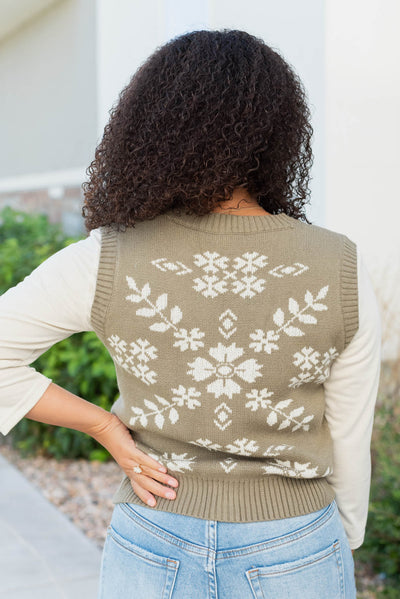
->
<box><xmin>130</xmin><ymin>441</ymin><xmax>167</xmax><ymax>473</ymax></box>
<box><xmin>130</xmin><ymin>469</ymin><xmax>179</xmax><ymax>506</ymax></box>
<box><xmin>130</xmin><ymin>478</ymin><xmax>158</xmax><ymax>506</ymax></box>
<box><xmin>137</xmin><ymin>464</ymin><xmax>179</xmax><ymax>488</ymax></box>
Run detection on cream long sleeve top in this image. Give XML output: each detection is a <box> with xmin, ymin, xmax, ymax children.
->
<box><xmin>0</xmin><ymin>226</ymin><xmax>382</xmax><ymax>550</ymax></box>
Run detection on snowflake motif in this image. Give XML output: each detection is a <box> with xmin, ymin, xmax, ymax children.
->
<box><xmin>107</xmin><ymin>334</ymin><xmax>158</xmax><ymax>385</ymax></box>
<box><xmin>293</xmin><ymin>346</ymin><xmax>321</xmax><ymax>370</ymax></box>
<box><xmin>193</xmin><ymin>251</ymin><xmax>230</xmax><ymax>274</ymax></box>
<box><xmin>230</xmin><ymin>275</ymin><xmax>267</xmax><ymax>299</ymax></box>
<box><xmin>153</xmin><ymin>252</ymin><xmax>308</xmax><ymax>294</ymax></box>
<box><xmin>233</xmin><ymin>252</ymin><xmax>269</xmax><ymax>274</ymax></box>
<box><xmin>192</xmin><ymin>251</ymin><xmax>269</xmax><ymax>298</ymax></box>
<box><xmin>244</xmin><ymin>388</ymin><xmax>275</xmax><ymax>410</ymax></box>
<box><xmin>192</xmin><ymin>275</ymin><xmax>229</xmax><ymax>298</ymax></box>
<box><xmin>187</xmin><ymin>342</ymin><xmax>263</xmax><ymax>399</ymax></box>
<box><xmin>173</xmin><ymin>327</ymin><xmax>205</xmax><ymax>351</ymax></box>
<box><xmin>289</xmin><ymin>346</ymin><xmax>340</xmax><ymax>388</ymax></box>
<box><xmin>262</xmin><ymin>459</ymin><xmax>320</xmax><ymax>478</ymax></box>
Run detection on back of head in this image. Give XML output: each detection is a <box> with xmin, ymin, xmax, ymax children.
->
<box><xmin>82</xmin><ymin>29</ymin><xmax>314</xmax><ymax>232</ymax></box>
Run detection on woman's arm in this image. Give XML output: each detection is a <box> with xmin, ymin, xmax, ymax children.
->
<box><xmin>0</xmin><ymin>227</ymin><xmax>178</xmax><ymax>504</ymax></box>
<box><xmin>324</xmin><ymin>246</ymin><xmax>382</xmax><ymax>551</ymax></box>
<box><xmin>0</xmin><ymin>229</ymin><xmax>101</xmax><ymax>435</ymax></box>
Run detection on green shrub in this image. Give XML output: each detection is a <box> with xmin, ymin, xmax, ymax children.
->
<box><xmin>0</xmin><ymin>205</ymin><xmax>68</xmax><ymax>293</ymax></box>
<box><xmin>0</xmin><ymin>206</ymin><xmax>118</xmax><ymax>460</ymax></box>
<box><xmin>355</xmin><ymin>364</ymin><xmax>400</xmax><ymax>592</ymax></box>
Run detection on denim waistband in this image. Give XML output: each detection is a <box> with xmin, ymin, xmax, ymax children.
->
<box><xmin>112</xmin><ymin>499</ymin><xmax>337</xmax><ymax>556</ymax></box>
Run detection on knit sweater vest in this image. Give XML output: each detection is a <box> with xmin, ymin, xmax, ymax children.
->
<box><xmin>90</xmin><ymin>208</ymin><xmax>358</xmax><ymax>522</ymax></box>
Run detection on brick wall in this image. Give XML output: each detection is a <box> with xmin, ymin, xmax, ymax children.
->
<box><xmin>0</xmin><ymin>185</ymin><xmax>86</xmax><ymax>237</ymax></box>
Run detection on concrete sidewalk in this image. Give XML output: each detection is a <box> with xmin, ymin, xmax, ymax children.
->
<box><xmin>0</xmin><ymin>453</ymin><xmax>102</xmax><ymax>598</ymax></box>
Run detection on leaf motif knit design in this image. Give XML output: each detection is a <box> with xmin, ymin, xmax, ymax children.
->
<box><xmin>129</xmin><ymin>385</ymin><xmax>202</xmax><ymax>429</ymax></box>
<box><xmin>125</xmin><ymin>276</ymin><xmax>205</xmax><ymax>351</ymax></box>
<box><xmin>190</xmin><ymin>438</ymin><xmax>293</xmax><ymax>458</ymax></box>
<box><xmin>244</xmin><ymin>390</ymin><xmax>314</xmax><ymax>432</ymax></box>
<box><xmin>262</xmin><ymin>459</ymin><xmax>333</xmax><ymax>478</ymax></box>
<box><xmin>147</xmin><ymin>442</ymin><xmax>328</xmax><ymax>477</ymax></box>
<box><xmin>147</xmin><ymin>451</ymin><xmax>196</xmax><ymax>473</ymax></box>
<box><xmin>249</xmin><ymin>285</ymin><xmax>329</xmax><ymax>353</ymax></box>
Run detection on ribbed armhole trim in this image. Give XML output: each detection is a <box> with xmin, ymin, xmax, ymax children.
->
<box><xmin>90</xmin><ymin>225</ymin><xmax>118</xmax><ymax>339</ymax></box>
<box><xmin>342</xmin><ymin>236</ymin><xmax>359</xmax><ymax>349</ymax></box>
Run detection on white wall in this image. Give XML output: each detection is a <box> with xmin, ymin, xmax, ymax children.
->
<box><xmin>96</xmin><ymin>0</ymin><xmax>325</xmax><ymax>223</ymax></box>
<box><xmin>0</xmin><ymin>0</ymin><xmax>97</xmax><ymax>179</ymax></box>
<box><xmin>325</xmin><ymin>0</ymin><xmax>400</xmax><ymax>359</ymax></box>
<box><xmin>96</xmin><ymin>0</ymin><xmax>163</xmax><ymax>141</ymax></box>
<box><xmin>209</xmin><ymin>0</ymin><xmax>326</xmax><ymax>225</ymax></box>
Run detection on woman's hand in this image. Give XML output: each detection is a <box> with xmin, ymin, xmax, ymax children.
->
<box><xmin>90</xmin><ymin>413</ymin><xmax>179</xmax><ymax>507</ymax></box>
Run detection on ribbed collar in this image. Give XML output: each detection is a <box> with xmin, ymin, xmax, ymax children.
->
<box><xmin>164</xmin><ymin>208</ymin><xmax>294</xmax><ymax>234</ymax></box>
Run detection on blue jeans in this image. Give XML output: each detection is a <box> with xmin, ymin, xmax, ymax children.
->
<box><xmin>97</xmin><ymin>498</ymin><xmax>357</xmax><ymax>598</ymax></box>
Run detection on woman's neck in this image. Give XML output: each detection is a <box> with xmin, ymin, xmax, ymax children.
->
<box><xmin>211</xmin><ymin>189</ymin><xmax>270</xmax><ymax>215</ymax></box>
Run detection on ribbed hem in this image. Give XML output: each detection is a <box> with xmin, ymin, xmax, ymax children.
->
<box><xmin>164</xmin><ymin>209</ymin><xmax>294</xmax><ymax>234</ymax></box>
<box><xmin>112</xmin><ymin>473</ymin><xmax>336</xmax><ymax>522</ymax></box>
<box><xmin>90</xmin><ymin>226</ymin><xmax>118</xmax><ymax>339</ymax></box>
<box><xmin>341</xmin><ymin>236</ymin><xmax>359</xmax><ymax>348</ymax></box>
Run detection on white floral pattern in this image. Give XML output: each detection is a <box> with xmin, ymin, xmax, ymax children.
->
<box><xmin>147</xmin><ymin>440</ymin><xmax>327</xmax><ymax>477</ymax></box>
<box><xmin>105</xmin><ymin>254</ymin><xmax>338</xmax><ymax>479</ymax></box>
<box><xmin>151</xmin><ymin>251</ymin><xmax>309</xmax><ymax>298</ymax></box>
<box><xmin>289</xmin><ymin>346</ymin><xmax>340</xmax><ymax>388</ymax></box>
<box><xmin>147</xmin><ymin>451</ymin><xmax>196</xmax><ymax>473</ymax></box>
<box><xmin>129</xmin><ymin>385</ymin><xmax>202</xmax><ymax>429</ymax></box>
<box><xmin>107</xmin><ymin>334</ymin><xmax>158</xmax><ymax>385</ymax></box>
<box><xmin>244</xmin><ymin>390</ymin><xmax>314</xmax><ymax>432</ymax></box>
<box><xmin>187</xmin><ymin>342</ymin><xmax>262</xmax><ymax>399</ymax></box>
<box><xmin>262</xmin><ymin>459</ymin><xmax>333</xmax><ymax>478</ymax></box>
<box><xmin>249</xmin><ymin>285</ymin><xmax>329</xmax><ymax>354</ymax></box>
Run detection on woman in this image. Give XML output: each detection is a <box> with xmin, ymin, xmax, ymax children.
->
<box><xmin>0</xmin><ymin>29</ymin><xmax>381</xmax><ymax>598</ymax></box>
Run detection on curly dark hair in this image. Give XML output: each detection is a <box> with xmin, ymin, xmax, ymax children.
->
<box><xmin>81</xmin><ymin>28</ymin><xmax>314</xmax><ymax>233</ymax></box>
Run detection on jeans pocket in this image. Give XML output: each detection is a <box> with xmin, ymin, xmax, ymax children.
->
<box><xmin>245</xmin><ymin>539</ymin><xmax>345</xmax><ymax>599</ymax></box>
<box><xmin>98</xmin><ymin>525</ymin><xmax>180</xmax><ymax>599</ymax></box>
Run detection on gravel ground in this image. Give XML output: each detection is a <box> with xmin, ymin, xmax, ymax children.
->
<box><xmin>0</xmin><ymin>437</ymin><xmax>384</xmax><ymax>597</ymax></box>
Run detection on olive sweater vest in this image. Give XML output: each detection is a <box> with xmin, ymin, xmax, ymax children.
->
<box><xmin>90</xmin><ymin>208</ymin><xmax>358</xmax><ymax>522</ymax></box>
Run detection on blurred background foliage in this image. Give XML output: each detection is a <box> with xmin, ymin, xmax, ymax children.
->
<box><xmin>0</xmin><ymin>205</ymin><xmax>399</xmax><ymax>594</ymax></box>
<box><xmin>0</xmin><ymin>205</ymin><xmax>118</xmax><ymax>462</ymax></box>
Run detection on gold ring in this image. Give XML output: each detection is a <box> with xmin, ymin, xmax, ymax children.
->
<box><xmin>133</xmin><ymin>464</ymin><xmax>143</xmax><ymax>474</ymax></box>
